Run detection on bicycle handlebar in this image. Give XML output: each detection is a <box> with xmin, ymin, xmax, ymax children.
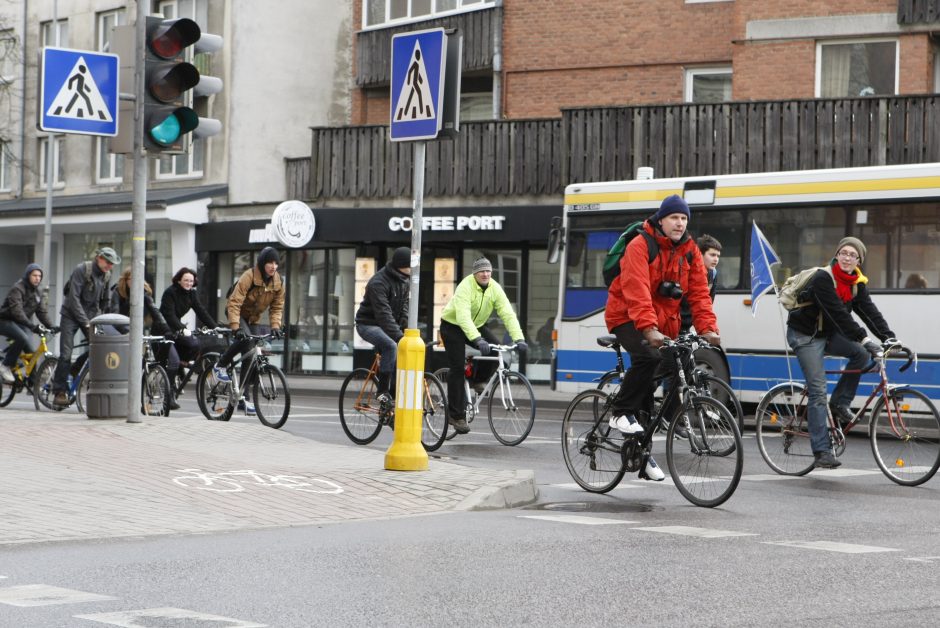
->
<box><xmin>882</xmin><ymin>341</ymin><xmax>915</xmax><ymax>372</ymax></box>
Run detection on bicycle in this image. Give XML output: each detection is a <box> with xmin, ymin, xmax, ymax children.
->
<box><xmin>33</xmin><ymin>339</ymin><xmax>91</xmax><ymax>413</ymax></box>
<box><xmin>195</xmin><ymin>331</ymin><xmax>291</xmax><ymax>429</ymax></box>
<box><xmin>561</xmin><ymin>334</ymin><xmax>743</xmax><ymax>508</ymax></box>
<box><xmin>755</xmin><ymin>340</ymin><xmax>940</xmax><ymax>486</ymax></box>
<box><xmin>433</xmin><ymin>344</ymin><xmax>536</xmax><ymax>446</ymax></box>
<box><xmin>0</xmin><ymin>326</ymin><xmax>57</xmax><ymax>407</ymax></box>
<box><xmin>159</xmin><ymin>327</ymin><xmax>226</xmax><ymax>404</ymax></box>
<box><xmin>595</xmin><ymin>332</ymin><xmax>744</xmax><ymax>434</ymax></box>
<box><xmin>338</xmin><ymin>348</ymin><xmax>448</xmax><ymax>452</ymax></box>
<box><xmin>140</xmin><ymin>335</ymin><xmax>174</xmax><ymax>416</ymax></box>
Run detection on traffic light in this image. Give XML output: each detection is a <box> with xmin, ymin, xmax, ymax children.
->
<box><xmin>143</xmin><ymin>16</ymin><xmax>200</xmax><ymax>153</ymax></box>
<box><xmin>108</xmin><ymin>17</ymin><xmax>223</xmax><ymax>156</ymax></box>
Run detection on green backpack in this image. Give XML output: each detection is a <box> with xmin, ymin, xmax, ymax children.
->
<box><xmin>602</xmin><ymin>222</ymin><xmax>693</xmax><ymax>288</ymax></box>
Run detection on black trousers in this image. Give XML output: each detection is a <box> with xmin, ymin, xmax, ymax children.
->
<box><xmin>609</xmin><ymin>322</ymin><xmax>678</xmax><ymax>422</ymax></box>
<box><xmin>439</xmin><ymin>320</ymin><xmax>499</xmax><ymax>420</ymax></box>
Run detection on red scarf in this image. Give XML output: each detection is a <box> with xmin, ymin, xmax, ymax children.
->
<box><xmin>830</xmin><ymin>262</ymin><xmax>857</xmax><ymax>303</ymax></box>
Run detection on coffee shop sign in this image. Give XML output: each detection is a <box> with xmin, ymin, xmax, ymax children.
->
<box><xmin>388</xmin><ymin>215</ymin><xmax>506</xmax><ymax>232</ymax></box>
<box><xmin>249</xmin><ymin>201</ymin><xmax>316</xmax><ymax>247</ymax></box>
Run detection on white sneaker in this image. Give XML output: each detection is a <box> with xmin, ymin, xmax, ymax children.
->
<box><xmin>643</xmin><ymin>456</ymin><xmax>666</xmax><ymax>481</ymax></box>
<box><xmin>609</xmin><ymin>414</ymin><xmax>643</xmax><ymax>434</ymax></box>
<box><xmin>0</xmin><ymin>364</ymin><xmax>13</xmax><ymax>384</ymax></box>
<box><xmin>237</xmin><ymin>399</ymin><xmax>255</xmax><ymax>416</ymax></box>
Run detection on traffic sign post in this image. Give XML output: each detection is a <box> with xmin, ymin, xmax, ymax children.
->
<box><xmin>385</xmin><ymin>28</ymin><xmax>461</xmax><ymax>471</ymax></box>
<box><xmin>39</xmin><ymin>47</ymin><xmax>119</xmax><ymax>136</ymax></box>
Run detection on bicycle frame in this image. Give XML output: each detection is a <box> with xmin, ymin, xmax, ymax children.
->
<box><xmin>464</xmin><ymin>346</ymin><xmax>518</xmax><ymax>417</ymax></box>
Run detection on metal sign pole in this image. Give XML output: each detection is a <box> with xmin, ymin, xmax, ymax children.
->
<box><xmin>41</xmin><ymin>0</ymin><xmax>58</xmax><ymax>300</ymax></box>
<box><xmin>407</xmin><ymin>141</ymin><xmax>425</xmax><ymax>329</ymax></box>
<box><xmin>126</xmin><ymin>0</ymin><xmax>147</xmax><ymax>423</ymax></box>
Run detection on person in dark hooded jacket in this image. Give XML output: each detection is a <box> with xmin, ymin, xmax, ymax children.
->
<box><xmin>213</xmin><ymin>247</ymin><xmax>285</xmax><ymax>415</ymax></box>
<box><xmin>0</xmin><ymin>263</ymin><xmax>57</xmax><ymax>384</ymax></box>
<box><xmin>160</xmin><ymin>266</ymin><xmax>219</xmax><ymax>361</ymax></box>
<box><xmin>355</xmin><ymin>246</ymin><xmax>411</xmax><ymax>400</ymax></box>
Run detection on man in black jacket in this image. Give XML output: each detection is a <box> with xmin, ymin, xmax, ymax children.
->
<box><xmin>354</xmin><ymin>247</ymin><xmax>411</xmax><ymax>402</ymax></box>
<box><xmin>786</xmin><ymin>237</ymin><xmax>897</xmax><ymax>469</ymax></box>
<box><xmin>53</xmin><ymin>247</ymin><xmax>120</xmax><ymax>407</ymax></box>
<box><xmin>0</xmin><ymin>263</ymin><xmax>57</xmax><ymax>384</ymax></box>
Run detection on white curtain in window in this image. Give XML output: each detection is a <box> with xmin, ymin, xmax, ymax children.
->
<box><xmin>821</xmin><ymin>45</ymin><xmax>851</xmax><ymax>98</ymax></box>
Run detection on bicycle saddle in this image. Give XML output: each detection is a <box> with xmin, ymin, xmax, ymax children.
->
<box><xmin>596</xmin><ymin>335</ymin><xmax>619</xmax><ymax>349</ymax></box>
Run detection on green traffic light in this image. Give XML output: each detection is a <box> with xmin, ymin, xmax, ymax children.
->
<box><xmin>150</xmin><ymin>114</ymin><xmax>181</xmax><ymax>146</ymax></box>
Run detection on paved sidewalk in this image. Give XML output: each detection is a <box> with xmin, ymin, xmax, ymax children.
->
<box><xmin>0</xmin><ymin>409</ymin><xmax>537</xmax><ymax>547</ymax></box>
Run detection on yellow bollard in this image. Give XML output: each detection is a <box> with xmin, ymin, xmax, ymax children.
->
<box><xmin>384</xmin><ymin>328</ymin><xmax>429</xmax><ymax>471</ymax></box>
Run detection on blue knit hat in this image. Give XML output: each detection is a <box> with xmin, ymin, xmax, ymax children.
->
<box><xmin>652</xmin><ymin>194</ymin><xmax>690</xmax><ymax>222</ymax></box>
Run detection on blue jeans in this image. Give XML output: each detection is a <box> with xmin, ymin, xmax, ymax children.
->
<box><xmin>786</xmin><ymin>327</ymin><xmax>870</xmax><ymax>453</ymax></box>
<box><xmin>0</xmin><ymin>320</ymin><xmax>36</xmax><ymax>367</ymax></box>
<box><xmin>355</xmin><ymin>324</ymin><xmax>399</xmax><ymax>375</ymax></box>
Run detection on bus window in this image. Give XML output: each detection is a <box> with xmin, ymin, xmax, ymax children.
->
<box><xmin>750</xmin><ymin>207</ymin><xmax>844</xmax><ymax>286</ymax></box>
<box><xmin>854</xmin><ymin>203</ymin><xmax>940</xmax><ymax>289</ymax></box>
<box><xmin>686</xmin><ymin>210</ymin><xmax>745</xmax><ymax>290</ymax></box>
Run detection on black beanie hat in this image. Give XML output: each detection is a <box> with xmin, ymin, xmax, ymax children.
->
<box><xmin>652</xmin><ymin>194</ymin><xmax>690</xmax><ymax>222</ymax></box>
<box><xmin>390</xmin><ymin>247</ymin><xmax>411</xmax><ymax>270</ymax></box>
<box><xmin>257</xmin><ymin>247</ymin><xmax>280</xmax><ymax>272</ymax></box>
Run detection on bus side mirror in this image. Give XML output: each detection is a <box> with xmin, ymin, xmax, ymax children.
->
<box><xmin>547</xmin><ymin>216</ymin><xmax>564</xmax><ymax>264</ymax></box>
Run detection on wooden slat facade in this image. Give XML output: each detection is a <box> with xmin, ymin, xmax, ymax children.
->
<box><xmin>356</xmin><ymin>7</ymin><xmax>500</xmax><ymax>87</ymax></box>
<box><xmin>287</xmin><ymin>95</ymin><xmax>940</xmax><ymax>201</ymax></box>
<box><xmin>897</xmin><ymin>0</ymin><xmax>940</xmax><ymax>23</ymax></box>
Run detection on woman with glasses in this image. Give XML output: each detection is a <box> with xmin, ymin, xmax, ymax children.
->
<box><xmin>785</xmin><ymin>237</ymin><xmax>898</xmax><ymax>470</ymax></box>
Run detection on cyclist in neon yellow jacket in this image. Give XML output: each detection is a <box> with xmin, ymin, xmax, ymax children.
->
<box><xmin>439</xmin><ymin>257</ymin><xmax>527</xmax><ymax>434</ymax></box>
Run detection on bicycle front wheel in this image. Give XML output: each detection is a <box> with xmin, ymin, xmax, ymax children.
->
<box><xmin>870</xmin><ymin>387</ymin><xmax>940</xmax><ymax>486</ymax></box>
<box><xmin>141</xmin><ymin>364</ymin><xmax>171</xmax><ymax>416</ymax></box>
<box><xmin>755</xmin><ymin>382</ymin><xmax>815</xmax><ymax>476</ymax></box>
<box><xmin>196</xmin><ymin>363</ymin><xmax>235</xmax><ymax>421</ymax></box>
<box><xmin>253</xmin><ymin>364</ymin><xmax>291</xmax><ymax>429</ymax></box>
<box><xmin>561</xmin><ymin>389</ymin><xmax>626</xmax><ymax>493</ymax></box>
<box><xmin>488</xmin><ymin>370</ymin><xmax>536</xmax><ymax>446</ymax></box>
<box><xmin>33</xmin><ymin>357</ymin><xmax>59</xmax><ymax>411</ymax></box>
<box><xmin>339</xmin><ymin>368</ymin><xmax>384</xmax><ymax>445</ymax></box>
<box><xmin>666</xmin><ymin>396</ymin><xmax>743</xmax><ymax>508</ymax></box>
<box><xmin>421</xmin><ymin>372</ymin><xmax>448</xmax><ymax>452</ymax></box>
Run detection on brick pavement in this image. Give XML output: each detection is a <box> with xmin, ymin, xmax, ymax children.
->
<box><xmin>0</xmin><ymin>410</ymin><xmax>536</xmax><ymax>546</ymax></box>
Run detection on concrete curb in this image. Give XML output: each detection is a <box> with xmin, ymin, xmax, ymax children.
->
<box><xmin>454</xmin><ymin>470</ymin><xmax>539</xmax><ymax>511</ymax></box>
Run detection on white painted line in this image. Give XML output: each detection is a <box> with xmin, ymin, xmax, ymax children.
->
<box><xmin>763</xmin><ymin>540</ymin><xmax>900</xmax><ymax>554</ymax></box>
<box><xmin>0</xmin><ymin>584</ymin><xmax>118</xmax><ymax>607</ymax></box>
<box><xmin>74</xmin><ymin>607</ymin><xmax>267</xmax><ymax>627</ymax></box>
<box><xmin>551</xmin><ymin>482</ymin><xmax>646</xmax><ymax>491</ymax></box>
<box><xmin>810</xmin><ymin>468</ymin><xmax>883</xmax><ymax>478</ymax></box>
<box><xmin>742</xmin><ymin>474</ymin><xmax>805</xmax><ymax>481</ymax></box>
<box><xmin>904</xmin><ymin>556</ymin><xmax>940</xmax><ymax>563</ymax></box>
<box><xmin>518</xmin><ymin>515</ymin><xmax>637</xmax><ymax>526</ymax></box>
<box><xmin>631</xmin><ymin>526</ymin><xmax>759</xmax><ymax>538</ymax></box>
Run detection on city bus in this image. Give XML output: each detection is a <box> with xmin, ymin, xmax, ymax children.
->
<box><xmin>548</xmin><ymin>162</ymin><xmax>940</xmax><ymax>406</ymax></box>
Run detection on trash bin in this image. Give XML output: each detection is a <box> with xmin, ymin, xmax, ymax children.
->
<box><xmin>86</xmin><ymin>313</ymin><xmax>130</xmax><ymax>418</ymax></box>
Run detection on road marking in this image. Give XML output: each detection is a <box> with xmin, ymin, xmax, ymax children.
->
<box><xmin>904</xmin><ymin>556</ymin><xmax>940</xmax><ymax>563</ymax></box>
<box><xmin>763</xmin><ymin>540</ymin><xmax>900</xmax><ymax>554</ymax></box>
<box><xmin>742</xmin><ymin>474</ymin><xmax>805</xmax><ymax>481</ymax></box>
<box><xmin>0</xmin><ymin>584</ymin><xmax>117</xmax><ymax>607</ymax></box>
<box><xmin>518</xmin><ymin>515</ymin><xmax>637</xmax><ymax>526</ymax></box>
<box><xmin>810</xmin><ymin>468</ymin><xmax>883</xmax><ymax>478</ymax></box>
<box><xmin>631</xmin><ymin>526</ymin><xmax>758</xmax><ymax>538</ymax></box>
<box><xmin>74</xmin><ymin>607</ymin><xmax>266</xmax><ymax>627</ymax></box>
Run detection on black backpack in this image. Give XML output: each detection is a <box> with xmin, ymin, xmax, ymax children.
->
<box><xmin>63</xmin><ymin>260</ymin><xmax>110</xmax><ymax>296</ymax></box>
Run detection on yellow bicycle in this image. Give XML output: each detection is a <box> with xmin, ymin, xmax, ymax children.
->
<box><xmin>0</xmin><ymin>326</ymin><xmax>71</xmax><ymax>410</ymax></box>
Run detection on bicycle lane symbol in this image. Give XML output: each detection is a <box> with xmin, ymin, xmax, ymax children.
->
<box><xmin>172</xmin><ymin>469</ymin><xmax>344</xmax><ymax>494</ymax></box>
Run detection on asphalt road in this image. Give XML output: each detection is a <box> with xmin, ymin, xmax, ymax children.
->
<box><xmin>3</xmin><ymin>390</ymin><xmax>940</xmax><ymax>627</ymax></box>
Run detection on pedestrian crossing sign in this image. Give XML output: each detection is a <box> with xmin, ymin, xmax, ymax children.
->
<box><xmin>39</xmin><ymin>47</ymin><xmax>119</xmax><ymax>136</ymax></box>
<box><xmin>390</xmin><ymin>28</ymin><xmax>447</xmax><ymax>142</ymax></box>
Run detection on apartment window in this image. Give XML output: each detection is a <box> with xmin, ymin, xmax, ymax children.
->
<box><xmin>96</xmin><ymin>9</ymin><xmax>125</xmax><ymax>184</ymax></box>
<box><xmin>0</xmin><ymin>31</ymin><xmax>17</xmax><ymax>84</ymax></box>
<box><xmin>461</xmin><ymin>92</ymin><xmax>493</xmax><ymax>121</ymax></box>
<box><xmin>685</xmin><ymin>68</ymin><xmax>732</xmax><ymax>103</ymax></box>
<box><xmin>156</xmin><ymin>142</ymin><xmax>205</xmax><ymax>179</ymax></box>
<box><xmin>0</xmin><ymin>141</ymin><xmax>10</xmax><ymax>191</ymax></box>
<box><xmin>40</xmin><ymin>19</ymin><xmax>69</xmax><ymax>48</ymax></box>
<box><xmin>363</xmin><ymin>0</ymin><xmax>494</xmax><ymax>28</ymax></box>
<box><xmin>817</xmin><ymin>39</ymin><xmax>897</xmax><ymax>98</ymax></box>
<box><xmin>39</xmin><ymin>135</ymin><xmax>64</xmax><ymax>189</ymax></box>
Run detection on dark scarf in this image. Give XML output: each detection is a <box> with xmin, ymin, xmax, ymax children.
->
<box><xmin>830</xmin><ymin>261</ymin><xmax>860</xmax><ymax>303</ymax></box>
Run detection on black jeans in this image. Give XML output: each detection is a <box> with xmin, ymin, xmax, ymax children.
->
<box><xmin>439</xmin><ymin>320</ymin><xmax>499</xmax><ymax>420</ymax></box>
<box><xmin>610</xmin><ymin>322</ymin><xmax>677</xmax><ymax>423</ymax></box>
<box><xmin>52</xmin><ymin>315</ymin><xmax>88</xmax><ymax>394</ymax></box>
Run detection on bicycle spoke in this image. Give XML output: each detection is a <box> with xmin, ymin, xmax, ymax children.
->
<box><xmin>870</xmin><ymin>388</ymin><xmax>940</xmax><ymax>486</ymax></box>
<box><xmin>561</xmin><ymin>390</ymin><xmax>625</xmax><ymax>493</ymax></box>
<box><xmin>756</xmin><ymin>383</ymin><xmax>815</xmax><ymax>476</ymax></box>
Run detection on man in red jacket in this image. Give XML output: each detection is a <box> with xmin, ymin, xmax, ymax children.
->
<box><xmin>605</xmin><ymin>194</ymin><xmax>721</xmax><ymax>480</ymax></box>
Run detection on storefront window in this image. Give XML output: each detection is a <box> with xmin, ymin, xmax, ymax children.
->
<box><xmin>63</xmin><ymin>230</ymin><xmax>171</xmax><ymax>295</ymax></box>
<box><xmin>287</xmin><ymin>248</ymin><xmax>356</xmax><ymax>374</ymax></box>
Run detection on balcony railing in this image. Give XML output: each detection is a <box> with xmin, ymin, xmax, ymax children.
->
<box><xmin>897</xmin><ymin>0</ymin><xmax>940</xmax><ymax>24</ymax></box>
<box><xmin>287</xmin><ymin>95</ymin><xmax>940</xmax><ymax>201</ymax></box>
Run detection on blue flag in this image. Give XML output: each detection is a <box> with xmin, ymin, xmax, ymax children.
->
<box><xmin>750</xmin><ymin>222</ymin><xmax>781</xmax><ymax>315</ymax></box>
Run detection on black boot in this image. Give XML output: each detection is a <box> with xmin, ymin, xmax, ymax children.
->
<box><xmin>813</xmin><ymin>450</ymin><xmax>842</xmax><ymax>469</ymax></box>
<box><xmin>166</xmin><ymin>368</ymin><xmax>181</xmax><ymax>410</ymax></box>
